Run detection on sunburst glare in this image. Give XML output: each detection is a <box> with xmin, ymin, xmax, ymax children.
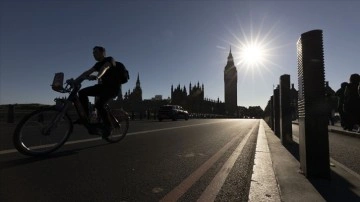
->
<box><xmin>219</xmin><ymin>16</ymin><xmax>283</xmax><ymax>83</ymax></box>
<box><xmin>240</xmin><ymin>43</ymin><xmax>266</xmax><ymax>67</ymax></box>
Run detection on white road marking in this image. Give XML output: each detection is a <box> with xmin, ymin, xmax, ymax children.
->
<box><xmin>0</xmin><ymin>149</ymin><xmax>17</xmax><ymax>155</ymax></box>
<box><xmin>197</xmin><ymin>124</ymin><xmax>256</xmax><ymax>201</ymax></box>
<box><xmin>160</xmin><ymin>124</ymin><xmax>257</xmax><ymax>202</ymax></box>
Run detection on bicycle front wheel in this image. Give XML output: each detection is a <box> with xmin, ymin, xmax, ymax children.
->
<box><xmin>104</xmin><ymin>112</ymin><xmax>129</xmax><ymax>143</ymax></box>
<box><xmin>13</xmin><ymin>107</ymin><xmax>73</xmax><ymax>156</ymax></box>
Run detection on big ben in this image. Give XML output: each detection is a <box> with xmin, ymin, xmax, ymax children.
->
<box><xmin>224</xmin><ymin>48</ymin><xmax>238</xmax><ymax>116</ymax></box>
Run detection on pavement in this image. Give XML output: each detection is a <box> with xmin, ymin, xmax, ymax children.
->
<box><xmin>251</xmin><ymin>120</ymin><xmax>360</xmax><ymax>202</ymax></box>
<box><xmin>293</xmin><ymin>121</ymin><xmax>360</xmax><ymax>138</ymax></box>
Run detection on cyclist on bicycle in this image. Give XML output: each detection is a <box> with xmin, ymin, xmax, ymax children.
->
<box><xmin>72</xmin><ymin>46</ymin><xmax>121</xmax><ymax>137</ymax></box>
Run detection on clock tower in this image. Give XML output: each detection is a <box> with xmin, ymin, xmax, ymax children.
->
<box><xmin>224</xmin><ymin>48</ymin><xmax>238</xmax><ymax>116</ymax></box>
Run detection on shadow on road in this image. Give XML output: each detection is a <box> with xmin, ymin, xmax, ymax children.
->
<box><xmin>283</xmin><ymin>140</ymin><xmax>300</xmax><ymax>162</ymax></box>
<box><xmin>284</xmin><ymin>139</ymin><xmax>359</xmax><ymax>201</ymax></box>
<box><xmin>0</xmin><ymin>142</ymin><xmax>109</xmax><ymax>169</ymax></box>
<box><xmin>309</xmin><ymin>171</ymin><xmax>359</xmax><ymax>202</ymax></box>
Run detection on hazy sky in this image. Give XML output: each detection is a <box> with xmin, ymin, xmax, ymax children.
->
<box><xmin>1</xmin><ymin>0</ymin><xmax>359</xmax><ymax>109</ymax></box>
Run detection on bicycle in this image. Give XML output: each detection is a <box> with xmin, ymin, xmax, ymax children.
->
<box><xmin>13</xmin><ymin>72</ymin><xmax>129</xmax><ymax>156</ymax></box>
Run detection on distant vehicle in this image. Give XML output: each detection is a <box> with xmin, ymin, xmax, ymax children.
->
<box><xmin>158</xmin><ymin>105</ymin><xmax>189</xmax><ymax>121</ymax></box>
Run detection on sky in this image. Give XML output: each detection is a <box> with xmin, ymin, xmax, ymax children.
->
<box><xmin>1</xmin><ymin>0</ymin><xmax>359</xmax><ymax>110</ymax></box>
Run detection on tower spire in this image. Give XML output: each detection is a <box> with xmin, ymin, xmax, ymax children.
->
<box><xmin>136</xmin><ymin>73</ymin><xmax>140</xmax><ymax>88</ymax></box>
<box><xmin>227</xmin><ymin>46</ymin><xmax>233</xmax><ymax>61</ymax></box>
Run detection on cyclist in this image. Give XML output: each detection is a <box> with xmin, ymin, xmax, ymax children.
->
<box><xmin>72</xmin><ymin>46</ymin><xmax>121</xmax><ymax>137</ymax></box>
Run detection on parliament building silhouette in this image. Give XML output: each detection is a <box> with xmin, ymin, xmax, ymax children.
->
<box><xmin>111</xmin><ymin>48</ymin><xmax>264</xmax><ymax>118</ymax></box>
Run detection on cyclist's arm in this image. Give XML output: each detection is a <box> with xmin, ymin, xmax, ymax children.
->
<box><xmin>96</xmin><ymin>62</ymin><xmax>111</xmax><ymax>80</ymax></box>
<box><xmin>75</xmin><ymin>67</ymin><xmax>96</xmax><ymax>83</ymax></box>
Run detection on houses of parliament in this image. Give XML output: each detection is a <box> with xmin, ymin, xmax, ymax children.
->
<box><xmin>111</xmin><ymin>48</ymin><xmax>263</xmax><ymax>118</ymax></box>
<box><xmin>168</xmin><ymin>48</ymin><xmax>242</xmax><ymax>116</ymax></box>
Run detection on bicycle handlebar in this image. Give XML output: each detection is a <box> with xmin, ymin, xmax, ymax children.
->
<box><xmin>53</xmin><ymin>74</ymin><xmax>95</xmax><ymax>94</ymax></box>
<box><xmin>63</xmin><ymin>76</ymin><xmax>95</xmax><ymax>93</ymax></box>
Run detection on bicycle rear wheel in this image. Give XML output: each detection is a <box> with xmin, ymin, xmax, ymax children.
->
<box><xmin>13</xmin><ymin>107</ymin><xmax>73</xmax><ymax>156</ymax></box>
<box><xmin>104</xmin><ymin>111</ymin><xmax>129</xmax><ymax>143</ymax></box>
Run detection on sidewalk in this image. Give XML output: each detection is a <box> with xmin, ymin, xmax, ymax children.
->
<box><xmin>258</xmin><ymin>120</ymin><xmax>360</xmax><ymax>201</ymax></box>
<box><xmin>292</xmin><ymin>121</ymin><xmax>360</xmax><ymax>138</ymax></box>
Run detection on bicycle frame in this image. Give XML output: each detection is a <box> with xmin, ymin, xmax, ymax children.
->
<box><xmin>45</xmin><ymin>82</ymin><xmax>89</xmax><ymax>134</ymax></box>
<box><xmin>14</xmin><ymin>75</ymin><xmax>129</xmax><ymax>156</ymax></box>
<box><xmin>71</xmin><ymin>92</ymin><xmax>89</xmax><ymax>122</ymax></box>
<box><xmin>51</xmin><ymin>79</ymin><xmax>121</xmax><ymax>133</ymax></box>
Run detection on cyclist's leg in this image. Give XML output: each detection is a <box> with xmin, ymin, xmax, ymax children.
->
<box><xmin>79</xmin><ymin>85</ymin><xmax>103</xmax><ymax>118</ymax></box>
<box><xmin>94</xmin><ymin>88</ymin><xmax>117</xmax><ymax>136</ymax></box>
<box><xmin>95</xmin><ymin>95</ymin><xmax>113</xmax><ymax>128</ymax></box>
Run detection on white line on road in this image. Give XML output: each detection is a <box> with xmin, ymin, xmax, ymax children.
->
<box><xmin>0</xmin><ymin>120</ymin><xmax>234</xmax><ymax>155</ymax></box>
<box><xmin>159</xmin><ymin>133</ymin><xmax>241</xmax><ymax>202</ymax></box>
<box><xmin>0</xmin><ymin>148</ymin><xmax>17</xmax><ymax>155</ymax></box>
<box><xmin>160</xmin><ymin>123</ymin><xmax>258</xmax><ymax>202</ymax></box>
<box><xmin>197</xmin><ymin>123</ymin><xmax>256</xmax><ymax>201</ymax></box>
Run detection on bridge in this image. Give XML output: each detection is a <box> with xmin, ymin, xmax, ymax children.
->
<box><xmin>1</xmin><ymin>119</ymin><xmax>359</xmax><ymax>201</ymax></box>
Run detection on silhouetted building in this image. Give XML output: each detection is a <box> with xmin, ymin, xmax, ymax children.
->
<box><xmin>188</xmin><ymin>82</ymin><xmax>205</xmax><ymax>112</ymax></box>
<box><xmin>238</xmin><ymin>106</ymin><xmax>248</xmax><ymax>118</ymax></box>
<box><xmin>107</xmin><ymin>49</ymin><xmax>266</xmax><ymax>118</ymax></box>
<box><xmin>224</xmin><ymin>48</ymin><xmax>238</xmax><ymax>116</ymax></box>
<box><xmin>248</xmin><ymin>106</ymin><xmax>263</xmax><ymax>118</ymax></box>
<box><xmin>171</xmin><ymin>84</ymin><xmax>189</xmax><ymax>108</ymax></box>
<box><xmin>115</xmin><ymin>73</ymin><xmax>143</xmax><ymax>113</ymax></box>
<box><xmin>171</xmin><ymin>82</ymin><xmax>205</xmax><ymax>113</ymax></box>
<box><xmin>124</xmin><ymin>73</ymin><xmax>142</xmax><ymax>103</ymax></box>
<box><xmin>170</xmin><ymin>81</ymin><xmax>230</xmax><ymax>115</ymax></box>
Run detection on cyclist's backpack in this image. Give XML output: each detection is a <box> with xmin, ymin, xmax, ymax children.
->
<box><xmin>116</xmin><ymin>62</ymin><xmax>129</xmax><ymax>84</ymax></box>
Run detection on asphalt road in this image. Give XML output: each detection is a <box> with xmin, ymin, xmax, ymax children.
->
<box><xmin>0</xmin><ymin>119</ymin><xmax>260</xmax><ymax>202</ymax></box>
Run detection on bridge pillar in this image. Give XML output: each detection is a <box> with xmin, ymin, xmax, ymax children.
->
<box><xmin>273</xmin><ymin>86</ymin><xmax>280</xmax><ymax>137</ymax></box>
<box><xmin>280</xmin><ymin>74</ymin><xmax>293</xmax><ymax>145</ymax></box>
<box><xmin>297</xmin><ymin>29</ymin><xmax>330</xmax><ymax>179</ymax></box>
<box><xmin>270</xmin><ymin>95</ymin><xmax>274</xmax><ymax>130</ymax></box>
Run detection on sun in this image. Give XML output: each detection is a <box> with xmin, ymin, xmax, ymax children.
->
<box><xmin>219</xmin><ymin>16</ymin><xmax>282</xmax><ymax>74</ymax></box>
<box><xmin>240</xmin><ymin>43</ymin><xmax>265</xmax><ymax>66</ymax></box>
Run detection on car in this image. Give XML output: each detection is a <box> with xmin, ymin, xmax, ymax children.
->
<box><xmin>158</xmin><ymin>105</ymin><xmax>189</xmax><ymax>121</ymax></box>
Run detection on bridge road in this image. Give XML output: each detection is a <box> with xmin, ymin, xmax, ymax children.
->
<box><xmin>0</xmin><ymin>119</ymin><xmax>260</xmax><ymax>201</ymax></box>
